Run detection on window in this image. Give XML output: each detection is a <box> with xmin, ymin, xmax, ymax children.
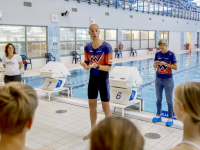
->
<box><xmin>27</xmin><ymin>27</ymin><xmax>47</xmax><ymax>57</ymax></box>
<box><xmin>122</xmin><ymin>30</ymin><xmax>156</xmax><ymax>50</ymax></box>
<box><xmin>163</xmin><ymin>31</ymin><xmax>169</xmax><ymax>39</ymax></box>
<box><xmin>141</xmin><ymin>31</ymin><xmax>148</xmax><ymax>39</ymax></box>
<box><xmin>159</xmin><ymin>31</ymin><xmax>169</xmax><ymax>45</ymax></box>
<box><xmin>122</xmin><ymin>30</ymin><xmax>131</xmax><ymax>50</ymax></box>
<box><xmin>99</xmin><ymin>29</ymin><xmax>105</xmax><ymax>40</ymax></box>
<box><xmin>60</xmin><ymin>28</ymin><xmax>90</xmax><ymax>55</ymax></box>
<box><xmin>105</xmin><ymin>29</ymin><xmax>117</xmax><ymax>49</ymax></box>
<box><xmin>122</xmin><ymin>41</ymin><xmax>131</xmax><ymax>51</ymax></box>
<box><xmin>132</xmin><ymin>31</ymin><xmax>140</xmax><ymax>39</ymax></box>
<box><xmin>27</xmin><ymin>43</ymin><xmax>47</xmax><ymax>58</ymax></box>
<box><xmin>76</xmin><ymin>28</ymin><xmax>90</xmax><ymax>41</ymax></box>
<box><xmin>122</xmin><ymin>30</ymin><xmax>131</xmax><ymax>40</ymax></box>
<box><xmin>149</xmin><ymin>31</ymin><xmax>156</xmax><ymax>39</ymax></box>
<box><xmin>0</xmin><ymin>25</ymin><xmax>25</xmax><ymax>42</ymax></box>
<box><xmin>60</xmin><ymin>28</ymin><xmax>76</xmax><ymax>55</ymax></box>
<box><xmin>60</xmin><ymin>28</ymin><xmax>75</xmax><ymax>41</ymax></box>
<box><xmin>61</xmin><ymin>42</ymin><xmax>75</xmax><ymax>55</ymax></box>
<box><xmin>0</xmin><ymin>25</ymin><xmax>47</xmax><ymax>58</ymax></box>
<box><xmin>76</xmin><ymin>41</ymin><xmax>88</xmax><ymax>54</ymax></box>
<box><xmin>60</xmin><ymin>28</ymin><xmax>117</xmax><ymax>55</ymax></box>
<box><xmin>149</xmin><ymin>31</ymin><xmax>156</xmax><ymax>48</ymax></box>
<box><xmin>27</xmin><ymin>27</ymin><xmax>46</xmax><ymax>41</ymax></box>
<box><xmin>141</xmin><ymin>40</ymin><xmax>148</xmax><ymax>49</ymax></box>
<box><xmin>106</xmin><ymin>30</ymin><xmax>117</xmax><ymax>40</ymax></box>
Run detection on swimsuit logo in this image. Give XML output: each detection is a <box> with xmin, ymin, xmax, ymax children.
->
<box><xmin>90</xmin><ymin>52</ymin><xmax>104</xmax><ymax>63</ymax></box>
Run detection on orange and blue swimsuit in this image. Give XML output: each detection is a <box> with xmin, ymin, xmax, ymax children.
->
<box><xmin>84</xmin><ymin>41</ymin><xmax>113</xmax><ymax>101</ymax></box>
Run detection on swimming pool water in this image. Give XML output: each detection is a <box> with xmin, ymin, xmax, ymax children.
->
<box><xmin>24</xmin><ymin>51</ymin><xmax>200</xmax><ymax>113</ymax></box>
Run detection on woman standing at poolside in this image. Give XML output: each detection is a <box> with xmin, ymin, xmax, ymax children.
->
<box><xmin>2</xmin><ymin>43</ymin><xmax>23</xmax><ymax>84</ymax></box>
<box><xmin>152</xmin><ymin>40</ymin><xmax>177</xmax><ymax>127</ymax></box>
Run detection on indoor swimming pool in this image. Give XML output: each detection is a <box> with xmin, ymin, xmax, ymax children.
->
<box><xmin>24</xmin><ymin>51</ymin><xmax>200</xmax><ymax>113</ymax></box>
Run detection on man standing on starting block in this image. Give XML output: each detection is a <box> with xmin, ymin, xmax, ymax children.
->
<box><xmin>79</xmin><ymin>24</ymin><xmax>113</xmax><ymax>140</ymax></box>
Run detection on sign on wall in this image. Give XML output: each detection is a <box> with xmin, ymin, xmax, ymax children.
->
<box><xmin>51</xmin><ymin>14</ymin><xmax>58</xmax><ymax>23</ymax></box>
<box><xmin>0</xmin><ymin>10</ymin><xmax>2</xmax><ymax>19</ymax></box>
<box><xmin>90</xmin><ymin>18</ymin><xmax>95</xmax><ymax>24</ymax></box>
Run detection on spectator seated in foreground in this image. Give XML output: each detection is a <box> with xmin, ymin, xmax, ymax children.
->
<box><xmin>0</xmin><ymin>82</ymin><xmax>47</xmax><ymax>150</ymax></box>
<box><xmin>90</xmin><ymin>116</ymin><xmax>144</xmax><ymax>150</ymax></box>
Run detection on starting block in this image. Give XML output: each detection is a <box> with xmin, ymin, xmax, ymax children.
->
<box><xmin>35</xmin><ymin>61</ymin><xmax>72</xmax><ymax>101</ymax></box>
<box><xmin>108</xmin><ymin>66</ymin><xmax>144</xmax><ymax>117</ymax></box>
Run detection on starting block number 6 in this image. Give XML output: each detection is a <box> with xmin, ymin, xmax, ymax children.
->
<box><xmin>116</xmin><ymin>92</ymin><xmax>122</xmax><ymax>99</ymax></box>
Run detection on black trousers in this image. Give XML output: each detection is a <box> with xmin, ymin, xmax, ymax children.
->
<box><xmin>4</xmin><ymin>74</ymin><xmax>22</xmax><ymax>84</ymax></box>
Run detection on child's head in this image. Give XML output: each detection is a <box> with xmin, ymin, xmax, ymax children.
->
<box><xmin>0</xmin><ymin>82</ymin><xmax>38</xmax><ymax>135</ymax></box>
<box><xmin>174</xmin><ymin>82</ymin><xmax>200</xmax><ymax>124</ymax></box>
<box><xmin>90</xmin><ymin>116</ymin><xmax>144</xmax><ymax>150</ymax></box>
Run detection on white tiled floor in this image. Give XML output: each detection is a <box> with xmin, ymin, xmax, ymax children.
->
<box><xmin>26</xmin><ymin>100</ymin><xmax>183</xmax><ymax>150</ymax></box>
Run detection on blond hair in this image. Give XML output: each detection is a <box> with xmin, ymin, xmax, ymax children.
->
<box><xmin>158</xmin><ymin>40</ymin><xmax>167</xmax><ymax>47</ymax></box>
<box><xmin>90</xmin><ymin>116</ymin><xmax>144</xmax><ymax>150</ymax></box>
<box><xmin>174</xmin><ymin>82</ymin><xmax>200</xmax><ymax>123</ymax></box>
<box><xmin>0</xmin><ymin>82</ymin><xmax>38</xmax><ymax>135</ymax></box>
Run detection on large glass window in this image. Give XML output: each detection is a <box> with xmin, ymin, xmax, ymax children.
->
<box><xmin>27</xmin><ymin>27</ymin><xmax>46</xmax><ymax>41</ymax></box>
<box><xmin>76</xmin><ymin>28</ymin><xmax>90</xmax><ymax>41</ymax></box>
<box><xmin>27</xmin><ymin>27</ymin><xmax>47</xmax><ymax>57</ymax></box>
<box><xmin>149</xmin><ymin>31</ymin><xmax>156</xmax><ymax>39</ymax></box>
<box><xmin>132</xmin><ymin>40</ymin><xmax>140</xmax><ymax>49</ymax></box>
<box><xmin>159</xmin><ymin>31</ymin><xmax>169</xmax><ymax>46</ymax></box>
<box><xmin>122</xmin><ymin>30</ymin><xmax>131</xmax><ymax>40</ymax></box>
<box><xmin>0</xmin><ymin>25</ymin><xmax>47</xmax><ymax>58</ymax></box>
<box><xmin>159</xmin><ymin>31</ymin><xmax>169</xmax><ymax>40</ymax></box>
<box><xmin>149</xmin><ymin>40</ymin><xmax>156</xmax><ymax>48</ymax></box>
<box><xmin>122</xmin><ymin>41</ymin><xmax>131</xmax><ymax>50</ymax></box>
<box><xmin>132</xmin><ymin>31</ymin><xmax>140</xmax><ymax>39</ymax></box>
<box><xmin>105</xmin><ymin>29</ymin><xmax>117</xmax><ymax>49</ymax></box>
<box><xmin>60</xmin><ymin>28</ymin><xmax>90</xmax><ymax>55</ymax></box>
<box><xmin>60</xmin><ymin>28</ymin><xmax>117</xmax><ymax>55</ymax></box>
<box><xmin>27</xmin><ymin>43</ymin><xmax>47</xmax><ymax>58</ymax></box>
<box><xmin>99</xmin><ymin>29</ymin><xmax>105</xmax><ymax>40</ymax></box>
<box><xmin>61</xmin><ymin>42</ymin><xmax>75</xmax><ymax>55</ymax></box>
<box><xmin>122</xmin><ymin>30</ymin><xmax>156</xmax><ymax>50</ymax></box>
<box><xmin>0</xmin><ymin>25</ymin><xmax>25</xmax><ymax>42</ymax></box>
<box><xmin>60</xmin><ymin>28</ymin><xmax>75</xmax><ymax>41</ymax></box>
<box><xmin>76</xmin><ymin>41</ymin><xmax>88</xmax><ymax>54</ymax></box>
<box><xmin>106</xmin><ymin>30</ymin><xmax>117</xmax><ymax>40</ymax></box>
<box><xmin>141</xmin><ymin>40</ymin><xmax>148</xmax><ymax>49</ymax></box>
<box><xmin>141</xmin><ymin>31</ymin><xmax>148</xmax><ymax>39</ymax></box>
<box><xmin>163</xmin><ymin>31</ymin><xmax>169</xmax><ymax>39</ymax></box>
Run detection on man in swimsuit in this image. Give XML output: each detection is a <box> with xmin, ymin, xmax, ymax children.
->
<box><xmin>79</xmin><ymin>24</ymin><xmax>113</xmax><ymax>140</ymax></box>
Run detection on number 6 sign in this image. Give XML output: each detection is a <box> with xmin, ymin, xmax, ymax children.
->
<box><xmin>116</xmin><ymin>92</ymin><xmax>122</xmax><ymax>99</ymax></box>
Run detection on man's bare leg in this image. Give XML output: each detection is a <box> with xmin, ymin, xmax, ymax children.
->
<box><xmin>101</xmin><ymin>101</ymin><xmax>111</xmax><ymax>116</ymax></box>
<box><xmin>83</xmin><ymin>99</ymin><xmax>97</xmax><ymax>140</ymax></box>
